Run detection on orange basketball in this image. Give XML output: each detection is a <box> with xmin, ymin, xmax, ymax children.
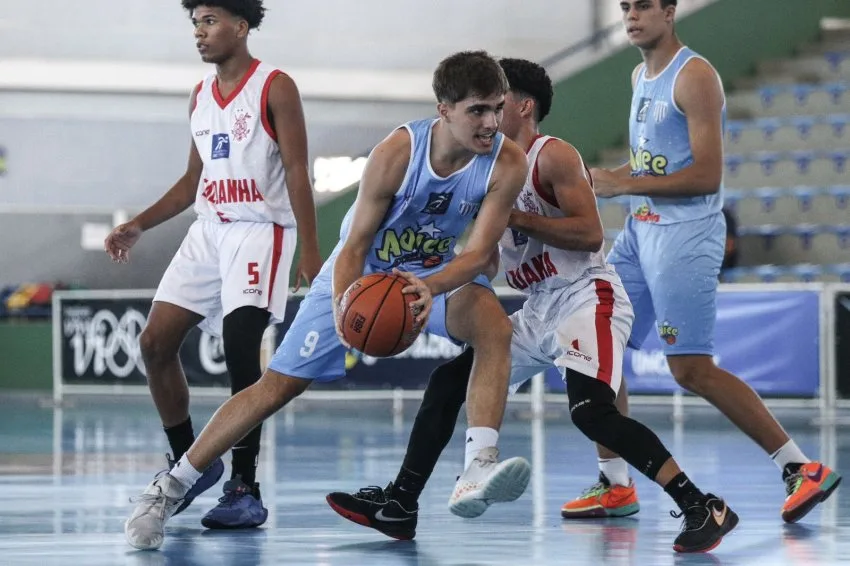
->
<box><xmin>339</xmin><ymin>273</ymin><xmax>422</xmax><ymax>357</ymax></box>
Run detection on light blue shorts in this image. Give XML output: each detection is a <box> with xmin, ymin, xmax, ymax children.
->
<box><xmin>268</xmin><ymin>270</ymin><xmax>492</xmax><ymax>382</ymax></box>
<box><xmin>607</xmin><ymin>212</ymin><xmax>725</xmax><ymax>355</ymax></box>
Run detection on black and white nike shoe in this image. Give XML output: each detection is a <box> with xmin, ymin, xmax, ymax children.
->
<box><xmin>326</xmin><ymin>482</ymin><xmax>418</xmax><ymax>540</ymax></box>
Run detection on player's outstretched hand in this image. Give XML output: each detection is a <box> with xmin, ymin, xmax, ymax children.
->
<box><xmin>104</xmin><ymin>221</ymin><xmax>143</xmax><ymax>264</ymax></box>
<box><xmin>589</xmin><ymin>168</ymin><xmax>622</xmax><ymax>198</ymax></box>
<box><xmin>392</xmin><ymin>268</ymin><xmax>432</xmax><ymax>326</ymax></box>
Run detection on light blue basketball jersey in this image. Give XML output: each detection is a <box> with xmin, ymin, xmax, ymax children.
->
<box><xmin>315</xmin><ymin>117</ymin><xmax>504</xmax><ymax>290</ymax></box>
<box><xmin>627</xmin><ymin>46</ymin><xmax>725</xmax><ymax>225</ymax></box>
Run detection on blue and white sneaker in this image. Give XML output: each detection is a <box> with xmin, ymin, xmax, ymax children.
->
<box><xmin>201</xmin><ymin>476</ymin><xmax>268</xmax><ymax>529</ymax></box>
<box><xmin>164</xmin><ymin>453</ymin><xmax>225</xmax><ymax>516</ymax></box>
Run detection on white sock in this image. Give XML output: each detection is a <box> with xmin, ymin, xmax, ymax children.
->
<box><xmin>770</xmin><ymin>440</ymin><xmax>810</xmax><ymax>472</ymax></box>
<box><xmin>169</xmin><ymin>453</ymin><xmax>204</xmax><ymax>490</ymax></box>
<box><xmin>598</xmin><ymin>457</ymin><xmax>630</xmax><ymax>487</ymax></box>
<box><xmin>464</xmin><ymin>427</ymin><xmax>499</xmax><ymax>470</ymax></box>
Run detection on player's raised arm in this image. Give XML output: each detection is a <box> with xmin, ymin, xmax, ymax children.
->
<box><xmin>509</xmin><ymin>140</ymin><xmax>603</xmax><ymax>252</ymax></box>
<box><xmin>332</xmin><ymin>128</ymin><xmax>411</xmax><ymax>304</ymax></box>
<box><xmin>422</xmin><ymin>138</ymin><xmax>528</xmax><ymax>296</ymax></box>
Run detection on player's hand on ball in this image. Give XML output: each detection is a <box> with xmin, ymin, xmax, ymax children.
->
<box><xmin>104</xmin><ymin>221</ymin><xmax>143</xmax><ymax>263</ymax></box>
<box><xmin>392</xmin><ymin>268</ymin><xmax>432</xmax><ymax>326</ymax></box>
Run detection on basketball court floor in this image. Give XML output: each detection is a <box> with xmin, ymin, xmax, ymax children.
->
<box><xmin>1</xmin><ymin>393</ymin><xmax>848</xmax><ymax>565</ymax></box>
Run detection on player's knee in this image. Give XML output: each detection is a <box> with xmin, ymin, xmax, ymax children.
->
<box><xmin>668</xmin><ymin>356</ymin><xmax>714</xmax><ymax>393</ymax></box>
<box><xmin>138</xmin><ymin>326</ymin><xmax>177</xmax><ymax>371</ymax></box>
<box><xmin>472</xmin><ymin>313</ymin><xmax>512</xmax><ymax>350</ymax></box>
<box><xmin>256</xmin><ymin>371</ymin><xmax>310</xmax><ymax>410</ymax></box>
<box><xmin>566</xmin><ymin>370</ymin><xmax>618</xmax><ymax>443</ymax></box>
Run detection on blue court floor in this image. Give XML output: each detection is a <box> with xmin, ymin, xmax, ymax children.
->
<box><xmin>0</xmin><ymin>393</ymin><xmax>848</xmax><ymax>565</ymax></box>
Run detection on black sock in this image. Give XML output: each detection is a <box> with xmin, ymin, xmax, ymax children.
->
<box><xmin>231</xmin><ymin>425</ymin><xmax>262</xmax><ymax>486</ymax></box>
<box><xmin>782</xmin><ymin>463</ymin><xmax>804</xmax><ymax>481</ymax></box>
<box><xmin>392</xmin><ymin>466</ymin><xmax>426</xmax><ymax>510</ymax></box>
<box><xmin>164</xmin><ymin>416</ymin><xmax>195</xmax><ymax>461</ymax></box>
<box><xmin>664</xmin><ymin>472</ymin><xmax>705</xmax><ymax>510</ymax></box>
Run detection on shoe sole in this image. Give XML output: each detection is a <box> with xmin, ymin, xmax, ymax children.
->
<box><xmin>673</xmin><ymin>508</ymin><xmax>740</xmax><ymax>553</ymax></box>
<box><xmin>449</xmin><ymin>457</ymin><xmax>532</xmax><ymax>519</ymax></box>
<box><xmin>781</xmin><ymin>472</ymin><xmax>842</xmax><ymax>523</ymax></box>
<box><xmin>326</xmin><ymin>496</ymin><xmax>415</xmax><ymax>541</ymax></box>
<box><xmin>561</xmin><ymin>502</ymin><xmax>640</xmax><ymax>519</ymax></box>
<box><xmin>201</xmin><ymin>509</ymin><xmax>269</xmax><ymax>530</ymax></box>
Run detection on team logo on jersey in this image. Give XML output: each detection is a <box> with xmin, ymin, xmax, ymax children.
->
<box><xmin>632</xmin><ymin>203</ymin><xmax>660</xmax><ymax>223</ymax></box>
<box><xmin>659</xmin><ymin>320</ymin><xmax>679</xmax><ymax>345</ymax></box>
<box><xmin>653</xmin><ymin>101</ymin><xmax>669</xmax><ymax>123</ymax></box>
<box><xmin>510</xmin><ymin>228</ymin><xmax>528</xmax><ymax>246</ymax></box>
<box><xmin>519</xmin><ymin>190</ymin><xmax>540</xmax><ymax>215</ymax></box>
<box><xmin>458</xmin><ymin>200</ymin><xmax>481</xmax><ymax>217</ymax></box>
<box><xmin>231</xmin><ymin>109</ymin><xmax>252</xmax><ymax>142</ymax></box>
<box><xmin>421</xmin><ymin>192</ymin><xmax>453</xmax><ymax>215</ymax></box>
<box><xmin>376</xmin><ymin>222</ymin><xmax>454</xmax><ymax>268</ymax></box>
<box><xmin>629</xmin><ymin>146</ymin><xmax>669</xmax><ymax>176</ymax></box>
<box><xmin>636</xmin><ymin>97</ymin><xmax>652</xmax><ymax>123</ymax></box>
<box><xmin>211</xmin><ymin>134</ymin><xmax>230</xmax><ymax>159</ymax></box>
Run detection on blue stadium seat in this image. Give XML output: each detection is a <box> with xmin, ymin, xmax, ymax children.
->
<box><xmin>753</xmin><ymin>264</ymin><xmax>785</xmax><ymax>283</ymax></box>
<box><xmin>825</xmin><ymin>114</ymin><xmax>849</xmax><ymax>138</ymax></box>
<box><xmin>827</xmin><ymin>225</ymin><xmax>850</xmax><ymax>249</ymax></box>
<box><xmin>787</xmin><ymin>223</ymin><xmax>820</xmax><ymax>249</ymax></box>
<box><xmin>826</xmin><ymin>149</ymin><xmax>850</xmax><ymax>172</ymax></box>
<box><xmin>788</xmin><ymin>116</ymin><xmax>816</xmax><ymax>139</ymax></box>
<box><xmin>789</xmin><ymin>185</ymin><xmax>820</xmax><ymax>210</ymax></box>
<box><xmin>739</xmin><ymin>224</ymin><xmax>784</xmax><ymax>250</ymax></box>
<box><xmin>825</xmin><ymin>82</ymin><xmax>849</xmax><ymax>104</ymax></box>
<box><xmin>827</xmin><ymin>185</ymin><xmax>850</xmax><ymax>208</ymax></box>
<box><xmin>788</xmin><ymin>263</ymin><xmax>824</xmax><ymax>282</ymax></box>
<box><xmin>753</xmin><ymin>186</ymin><xmax>784</xmax><ymax>211</ymax></box>
<box><xmin>827</xmin><ymin>263</ymin><xmax>850</xmax><ymax>282</ymax></box>
<box><xmin>788</xmin><ymin>150</ymin><xmax>816</xmax><ymax>174</ymax></box>
<box><xmin>824</xmin><ymin>51</ymin><xmax>850</xmax><ymax>72</ymax></box>
<box><xmin>756</xmin><ymin>117</ymin><xmax>783</xmax><ymax>140</ymax></box>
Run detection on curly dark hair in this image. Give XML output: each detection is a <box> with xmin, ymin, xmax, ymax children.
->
<box><xmin>498</xmin><ymin>58</ymin><xmax>553</xmax><ymax>123</ymax></box>
<box><xmin>181</xmin><ymin>0</ymin><xmax>266</xmax><ymax>29</ymax></box>
<box><xmin>432</xmin><ymin>51</ymin><xmax>509</xmax><ymax>104</ymax></box>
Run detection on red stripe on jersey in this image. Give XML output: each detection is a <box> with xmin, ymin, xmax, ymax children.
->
<box><xmin>531</xmin><ymin>138</ymin><xmax>559</xmax><ymax>208</ymax></box>
<box><xmin>213</xmin><ymin>59</ymin><xmax>261</xmax><ymax>109</ymax></box>
<box><xmin>267</xmin><ymin>224</ymin><xmax>285</xmax><ymax>304</ymax></box>
<box><xmin>190</xmin><ymin>81</ymin><xmax>203</xmax><ymax>114</ymax></box>
<box><xmin>261</xmin><ymin>70</ymin><xmax>284</xmax><ymax>141</ymax></box>
<box><xmin>593</xmin><ymin>279</ymin><xmax>615</xmax><ymax>386</ymax></box>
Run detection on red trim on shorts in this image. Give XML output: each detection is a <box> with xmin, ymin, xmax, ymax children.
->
<box><xmin>213</xmin><ymin>59</ymin><xmax>261</xmax><ymax>109</ymax></box>
<box><xmin>593</xmin><ymin>279</ymin><xmax>615</xmax><ymax>386</ymax></box>
<box><xmin>267</xmin><ymin>225</ymin><xmax>284</xmax><ymax>304</ymax></box>
<box><xmin>190</xmin><ymin>81</ymin><xmax>203</xmax><ymax>114</ymax></box>
<box><xmin>531</xmin><ymin>138</ymin><xmax>559</xmax><ymax>208</ymax></box>
<box><xmin>260</xmin><ymin>70</ymin><xmax>284</xmax><ymax>141</ymax></box>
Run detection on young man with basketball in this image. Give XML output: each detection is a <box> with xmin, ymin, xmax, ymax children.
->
<box><xmin>326</xmin><ymin>57</ymin><xmax>738</xmax><ymax>553</ymax></box>
<box><xmin>568</xmin><ymin>0</ymin><xmax>839</xmax><ymax>524</ymax></box>
<box><xmin>105</xmin><ymin>0</ymin><xmax>321</xmax><ymax>531</ymax></box>
<box><xmin>123</xmin><ymin>50</ymin><xmax>533</xmax><ymax>550</ymax></box>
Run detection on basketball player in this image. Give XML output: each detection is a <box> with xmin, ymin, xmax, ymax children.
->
<box><xmin>326</xmin><ymin>57</ymin><xmax>738</xmax><ymax>553</ymax></box>
<box><xmin>565</xmin><ymin>0</ymin><xmax>840</xmax><ymax>522</ymax></box>
<box><xmin>105</xmin><ymin>0</ymin><xmax>321</xmax><ymax>530</ymax></box>
<box><xmin>123</xmin><ymin>50</ymin><xmax>533</xmax><ymax>551</ymax></box>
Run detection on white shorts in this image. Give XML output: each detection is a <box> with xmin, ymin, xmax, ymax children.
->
<box><xmin>154</xmin><ymin>219</ymin><xmax>296</xmax><ymax>337</ymax></box>
<box><xmin>508</xmin><ymin>277</ymin><xmax>634</xmax><ymax>395</ymax></box>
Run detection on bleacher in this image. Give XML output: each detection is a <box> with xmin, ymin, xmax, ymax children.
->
<box><xmin>597</xmin><ymin>27</ymin><xmax>850</xmax><ymax>283</ymax></box>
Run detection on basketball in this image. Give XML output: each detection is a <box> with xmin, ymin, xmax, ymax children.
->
<box><xmin>339</xmin><ymin>273</ymin><xmax>422</xmax><ymax>357</ymax></box>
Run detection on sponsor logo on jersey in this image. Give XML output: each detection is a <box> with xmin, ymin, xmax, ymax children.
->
<box><xmin>201</xmin><ymin>178</ymin><xmax>265</xmax><ymax>205</ymax></box>
<box><xmin>505</xmin><ymin>251</ymin><xmax>559</xmax><ymax>290</ymax></box>
<box><xmin>421</xmin><ymin>192</ymin><xmax>453</xmax><ymax>215</ymax></box>
<box><xmin>636</xmin><ymin>97</ymin><xmax>652</xmax><ymax>123</ymax></box>
<box><xmin>510</xmin><ymin>228</ymin><xmax>528</xmax><ymax>246</ymax></box>
<box><xmin>632</xmin><ymin>203</ymin><xmax>661</xmax><ymax>223</ymax></box>
<box><xmin>211</xmin><ymin>133</ymin><xmax>230</xmax><ymax>159</ymax></box>
<box><xmin>458</xmin><ymin>200</ymin><xmax>481</xmax><ymax>217</ymax></box>
<box><xmin>629</xmin><ymin>146</ymin><xmax>669</xmax><ymax>176</ymax></box>
<box><xmin>376</xmin><ymin>222</ymin><xmax>454</xmax><ymax>269</ymax></box>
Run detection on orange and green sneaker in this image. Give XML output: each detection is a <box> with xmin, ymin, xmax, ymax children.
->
<box><xmin>781</xmin><ymin>462</ymin><xmax>841</xmax><ymax>523</ymax></box>
<box><xmin>561</xmin><ymin>473</ymin><xmax>640</xmax><ymax>519</ymax></box>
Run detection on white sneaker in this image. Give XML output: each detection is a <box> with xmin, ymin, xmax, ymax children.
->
<box><xmin>448</xmin><ymin>446</ymin><xmax>531</xmax><ymax>518</ymax></box>
<box><xmin>125</xmin><ymin>473</ymin><xmax>187</xmax><ymax>550</ymax></box>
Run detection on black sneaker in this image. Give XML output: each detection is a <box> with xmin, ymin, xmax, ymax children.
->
<box><xmin>326</xmin><ymin>483</ymin><xmax>418</xmax><ymax>540</ymax></box>
<box><xmin>671</xmin><ymin>494</ymin><xmax>738</xmax><ymax>553</ymax></box>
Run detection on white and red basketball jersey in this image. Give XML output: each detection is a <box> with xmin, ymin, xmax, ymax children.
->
<box><xmin>190</xmin><ymin>59</ymin><xmax>295</xmax><ymax>227</ymax></box>
<box><xmin>499</xmin><ymin>135</ymin><xmax>618</xmax><ymax>295</ymax></box>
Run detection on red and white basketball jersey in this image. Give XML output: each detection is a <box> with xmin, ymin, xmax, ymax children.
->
<box><xmin>499</xmin><ymin>135</ymin><xmax>618</xmax><ymax>295</ymax></box>
<box><xmin>190</xmin><ymin>59</ymin><xmax>295</xmax><ymax>227</ymax></box>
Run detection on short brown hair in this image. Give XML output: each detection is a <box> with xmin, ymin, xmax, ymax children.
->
<box><xmin>432</xmin><ymin>51</ymin><xmax>509</xmax><ymax>104</ymax></box>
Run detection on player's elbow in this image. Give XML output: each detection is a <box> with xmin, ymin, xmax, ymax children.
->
<box><xmin>694</xmin><ymin>165</ymin><xmax>722</xmax><ymax>195</ymax></box>
<box><xmin>578</xmin><ymin>220</ymin><xmax>604</xmax><ymax>252</ymax></box>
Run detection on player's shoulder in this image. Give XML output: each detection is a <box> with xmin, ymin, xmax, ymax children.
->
<box><xmin>368</xmin><ymin>126</ymin><xmax>413</xmax><ymax>171</ymax></box>
<box><xmin>536</xmin><ymin>137</ymin><xmax>587</xmax><ymax>177</ymax></box>
<box><xmin>630</xmin><ymin>62</ymin><xmax>645</xmax><ymax>88</ymax></box>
